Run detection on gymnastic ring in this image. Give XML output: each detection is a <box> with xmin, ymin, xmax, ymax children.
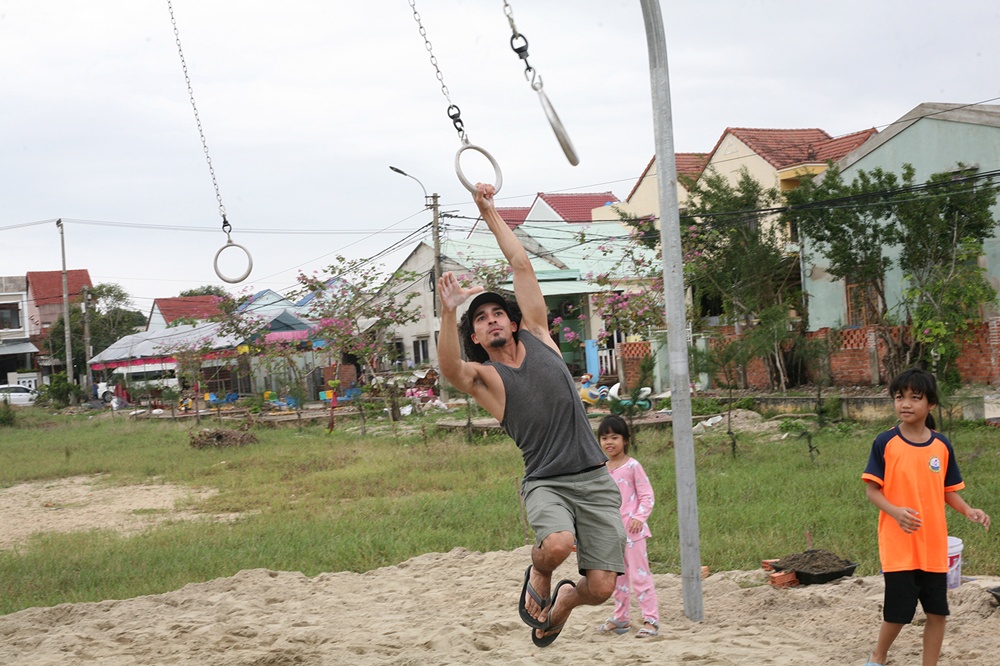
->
<box><xmin>455</xmin><ymin>142</ymin><xmax>503</xmax><ymax>194</ymax></box>
<box><xmin>213</xmin><ymin>239</ymin><xmax>253</xmax><ymax>284</ymax></box>
<box><xmin>537</xmin><ymin>88</ymin><xmax>579</xmax><ymax>166</ymax></box>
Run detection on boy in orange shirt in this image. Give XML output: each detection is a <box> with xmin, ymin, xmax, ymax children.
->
<box><xmin>861</xmin><ymin>368</ymin><xmax>990</xmax><ymax>666</ymax></box>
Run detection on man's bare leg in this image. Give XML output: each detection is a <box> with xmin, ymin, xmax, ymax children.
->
<box><xmin>524</xmin><ymin>531</ymin><xmax>575</xmax><ymax>625</ymax></box>
<box><xmin>536</xmin><ymin>568</ymin><xmax>618</xmax><ymax>640</ymax></box>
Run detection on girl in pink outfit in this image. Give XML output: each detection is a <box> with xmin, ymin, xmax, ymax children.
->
<box><xmin>595</xmin><ymin>415</ymin><xmax>660</xmax><ymax>638</ymax></box>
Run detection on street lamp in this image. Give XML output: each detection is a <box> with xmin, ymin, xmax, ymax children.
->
<box><xmin>390</xmin><ymin>165</ymin><xmax>447</xmax><ymax>399</ymax></box>
<box><xmin>389</xmin><ymin>166</ymin><xmax>442</xmax><ymax>296</ymax></box>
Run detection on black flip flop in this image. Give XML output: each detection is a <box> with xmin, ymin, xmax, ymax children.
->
<box><xmin>519</xmin><ymin>565</ymin><xmax>549</xmax><ymax>630</ymax></box>
<box><xmin>531</xmin><ymin>579</ymin><xmax>576</xmax><ymax>648</ymax></box>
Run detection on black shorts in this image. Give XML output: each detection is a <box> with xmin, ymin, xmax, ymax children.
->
<box><xmin>883</xmin><ymin>570</ymin><xmax>949</xmax><ymax>624</ymax></box>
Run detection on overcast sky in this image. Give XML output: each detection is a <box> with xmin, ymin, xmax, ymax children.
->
<box><xmin>3</xmin><ymin>1</ymin><xmax>999</xmax><ymax>314</ymax></box>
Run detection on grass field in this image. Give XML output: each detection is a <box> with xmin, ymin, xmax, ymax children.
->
<box><xmin>1</xmin><ymin>406</ymin><xmax>997</xmax><ymax>616</ymax></box>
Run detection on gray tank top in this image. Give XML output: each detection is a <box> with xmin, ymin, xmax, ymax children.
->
<box><xmin>486</xmin><ymin>330</ymin><xmax>607</xmax><ymax>479</ymax></box>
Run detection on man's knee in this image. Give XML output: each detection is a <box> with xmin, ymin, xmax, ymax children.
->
<box><xmin>539</xmin><ymin>531</ymin><xmax>576</xmax><ymax>561</ymax></box>
<box><xmin>587</xmin><ymin>571</ymin><xmax>618</xmax><ymax>601</ymax></box>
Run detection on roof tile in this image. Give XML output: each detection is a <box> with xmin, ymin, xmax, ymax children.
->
<box><xmin>152</xmin><ymin>296</ymin><xmax>223</xmax><ymax>324</ymax></box>
<box><xmin>26</xmin><ymin>269</ymin><xmax>93</xmax><ymax>306</ymax></box>
<box><xmin>536</xmin><ymin>192</ymin><xmax>620</xmax><ymax>222</ymax></box>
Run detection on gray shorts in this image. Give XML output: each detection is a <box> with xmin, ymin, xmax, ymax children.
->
<box><xmin>521</xmin><ymin>466</ymin><xmax>626</xmax><ymax>575</ymax></box>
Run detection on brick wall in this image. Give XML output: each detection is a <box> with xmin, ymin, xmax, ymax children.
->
<box><xmin>701</xmin><ymin>318</ymin><xmax>1000</xmax><ymax>389</ymax></box>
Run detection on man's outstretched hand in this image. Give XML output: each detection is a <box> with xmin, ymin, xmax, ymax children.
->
<box><xmin>439</xmin><ymin>272</ymin><xmax>484</xmax><ymax>312</ymax></box>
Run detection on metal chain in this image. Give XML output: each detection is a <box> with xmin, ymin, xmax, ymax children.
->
<box><xmin>503</xmin><ymin>0</ymin><xmax>518</xmax><ymax>37</ymax></box>
<box><xmin>406</xmin><ymin>0</ymin><xmax>467</xmax><ymax>142</ymax></box>
<box><xmin>167</xmin><ymin>0</ymin><xmax>229</xmax><ymax>232</ymax></box>
<box><xmin>502</xmin><ymin>0</ymin><xmax>540</xmax><ymax>90</ymax></box>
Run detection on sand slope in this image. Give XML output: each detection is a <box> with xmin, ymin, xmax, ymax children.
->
<box><xmin>2</xmin><ymin>545</ymin><xmax>998</xmax><ymax>665</ymax></box>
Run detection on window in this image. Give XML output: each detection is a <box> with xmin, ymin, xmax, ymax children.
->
<box><xmin>393</xmin><ymin>340</ymin><xmax>406</xmax><ymax>367</ymax></box>
<box><xmin>413</xmin><ymin>338</ymin><xmax>429</xmax><ymax>365</ymax></box>
<box><xmin>0</xmin><ymin>304</ymin><xmax>20</xmax><ymax>330</ymax></box>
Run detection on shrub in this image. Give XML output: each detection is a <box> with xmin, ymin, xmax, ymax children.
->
<box><xmin>34</xmin><ymin>372</ymin><xmax>86</xmax><ymax>408</ymax></box>
<box><xmin>0</xmin><ymin>400</ymin><xmax>15</xmax><ymax>427</ymax></box>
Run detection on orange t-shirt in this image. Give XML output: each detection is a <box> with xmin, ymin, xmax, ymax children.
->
<box><xmin>861</xmin><ymin>426</ymin><xmax>964</xmax><ymax>573</ymax></box>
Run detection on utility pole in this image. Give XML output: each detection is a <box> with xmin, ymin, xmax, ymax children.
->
<box><xmin>389</xmin><ymin>166</ymin><xmax>448</xmax><ymax>400</ymax></box>
<box><xmin>430</xmin><ymin>192</ymin><xmax>442</xmax><ymax>314</ymax></box>
<box><xmin>639</xmin><ymin>0</ymin><xmax>703</xmax><ymax>621</ymax></box>
<box><xmin>56</xmin><ymin>219</ymin><xmax>75</xmax><ymax>397</ymax></box>
<box><xmin>82</xmin><ymin>286</ymin><xmax>93</xmax><ymax>398</ymax></box>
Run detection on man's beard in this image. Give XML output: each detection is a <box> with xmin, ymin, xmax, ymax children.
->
<box><xmin>488</xmin><ymin>335</ymin><xmax>508</xmax><ymax>349</ymax></box>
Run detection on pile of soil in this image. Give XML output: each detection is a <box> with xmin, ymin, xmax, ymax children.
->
<box><xmin>189</xmin><ymin>428</ymin><xmax>258</xmax><ymax>449</ymax></box>
<box><xmin>773</xmin><ymin>549</ymin><xmax>854</xmax><ymax>574</ymax></box>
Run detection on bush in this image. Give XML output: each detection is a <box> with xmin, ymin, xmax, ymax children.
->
<box><xmin>34</xmin><ymin>372</ymin><xmax>86</xmax><ymax>408</ymax></box>
<box><xmin>0</xmin><ymin>400</ymin><xmax>15</xmax><ymax>427</ymax></box>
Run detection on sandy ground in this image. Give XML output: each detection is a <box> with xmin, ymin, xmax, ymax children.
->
<box><xmin>1</xmin><ymin>476</ymin><xmax>999</xmax><ymax>665</ymax></box>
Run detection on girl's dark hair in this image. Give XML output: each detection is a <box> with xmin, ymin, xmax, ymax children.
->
<box><xmin>458</xmin><ymin>297</ymin><xmax>522</xmax><ymax>363</ymax></box>
<box><xmin>889</xmin><ymin>367</ymin><xmax>938</xmax><ymax>430</ymax></box>
<box><xmin>597</xmin><ymin>414</ymin><xmax>631</xmax><ymax>454</ymax></box>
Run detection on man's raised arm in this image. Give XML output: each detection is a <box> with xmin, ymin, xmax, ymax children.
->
<box><xmin>474</xmin><ymin>183</ymin><xmax>549</xmax><ymax>340</ymax></box>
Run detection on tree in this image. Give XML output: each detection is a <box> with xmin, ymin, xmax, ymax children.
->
<box><xmin>787</xmin><ymin>163</ymin><xmax>999</xmax><ymax>382</ymax></box>
<box><xmin>580</xmin><ymin>219</ymin><xmax>665</xmax><ymax>345</ymax></box>
<box><xmin>180</xmin><ymin>285</ymin><xmax>230</xmax><ymax>298</ymax></box>
<box><xmin>48</xmin><ymin>283</ymin><xmax>146</xmax><ymax>382</ymax></box>
<box><xmin>679</xmin><ymin>168</ymin><xmax>801</xmax><ymax>390</ymax></box>
<box><xmin>297</xmin><ymin>256</ymin><xmax>422</xmax><ymax>435</ymax></box>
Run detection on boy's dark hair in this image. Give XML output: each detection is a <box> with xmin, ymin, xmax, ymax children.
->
<box><xmin>458</xmin><ymin>294</ymin><xmax>521</xmax><ymax>363</ymax></box>
<box><xmin>597</xmin><ymin>414</ymin><xmax>631</xmax><ymax>454</ymax></box>
<box><xmin>889</xmin><ymin>367</ymin><xmax>939</xmax><ymax>430</ymax></box>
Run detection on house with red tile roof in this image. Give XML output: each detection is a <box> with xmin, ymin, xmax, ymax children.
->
<box><xmin>529</xmin><ymin>191</ymin><xmax>621</xmax><ymax>223</ymax></box>
<box><xmin>25</xmin><ymin>269</ymin><xmax>93</xmax><ymax>337</ymax></box>
<box><xmin>707</xmin><ymin>126</ymin><xmax>877</xmax><ymax>192</ymax></box>
<box><xmin>615</xmin><ymin>153</ymin><xmax>709</xmax><ymax>220</ymax></box>
<box><xmin>467</xmin><ymin>192</ymin><xmax>622</xmax><ymax>236</ymax></box>
<box><xmin>147</xmin><ymin>296</ymin><xmax>223</xmax><ymax>332</ymax></box>
<box><xmin>616</xmin><ymin>128</ymin><xmax>876</xmax><ymax>223</ymax></box>
<box><xmin>492</xmin><ymin>206</ymin><xmax>531</xmax><ymax>230</ymax></box>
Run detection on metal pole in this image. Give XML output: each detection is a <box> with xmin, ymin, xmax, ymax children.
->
<box><xmin>82</xmin><ymin>287</ymin><xmax>93</xmax><ymax>398</ymax></box>
<box><xmin>639</xmin><ymin>0</ymin><xmax>703</xmax><ymax>621</ymax></box>
<box><xmin>431</xmin><ymin>193</ymin><xmax>442</xmax><ymax>309</ymax></box>
<box><xmin>56</xmin><ymin>219</ymin><xmax>75</xmax><ymax>390</ymax></box>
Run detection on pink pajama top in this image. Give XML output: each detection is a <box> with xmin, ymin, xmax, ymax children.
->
<box><xmin>609</xmin><ymin>457</ymin><xmax>654</xmax><ymax>540</ymax></box>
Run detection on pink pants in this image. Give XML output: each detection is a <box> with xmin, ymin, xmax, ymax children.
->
<box><xmin>612</xmin><ymin>536</ymin><xmax>659</xmax><ymax>625</ymax></box>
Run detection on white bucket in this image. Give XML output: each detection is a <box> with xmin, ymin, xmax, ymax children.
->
<box><xmin>947</xmin><ymin>536</ymin><xmax>964</xmax><ymax>589</ymax></box>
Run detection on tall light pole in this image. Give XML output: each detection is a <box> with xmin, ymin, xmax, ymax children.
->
<box><xmin>389</xmin><ymin>166</ymin><xmax>442</xmax><ymax>308</ymax></box>
<box><xmin>56</xmin><ymin>219</ymin><xmax>75</xmax><ymax>390</ymax></box>
<box><xmin>390</xmin><ymin>166</ymin><xmax>446</xmax><ymax>399</ymax></box>
<box><xmin>639</xmin><ymin>0</ymin><xmax>703</xmax><ymax>620</ymax></box>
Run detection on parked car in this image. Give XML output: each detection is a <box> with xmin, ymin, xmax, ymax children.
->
<box><xmin>0</xmin><ymin>384</ymin><xmax>38</xmax><ymax>406</ymax></box>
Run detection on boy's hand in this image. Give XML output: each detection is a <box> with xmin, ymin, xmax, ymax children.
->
<box><xmin>967</xmin><ymin>508</ymin><xmax>991</xmax><ymax>531</ymax></box>
<box><xmin>891</xmin><ymin>506</ymin><xmax>922</xmax><ymax>534</ymax></box>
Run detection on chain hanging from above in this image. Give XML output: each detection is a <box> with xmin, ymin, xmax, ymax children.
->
<box><xmin>167</xmin><ymin>0</ymin><xmax>253</xmax><ymax>283</ymax></box>
<box><xmin>406</xmin><ymin>0</ymin><xmax>503</xmax><ymax>194</ymax></box>
<box><xmin>502</xmin><ymin>0</ymin><xmax>579</xmax><ymax>166</ymax></box>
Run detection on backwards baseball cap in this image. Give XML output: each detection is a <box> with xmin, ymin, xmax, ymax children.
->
<box><xmin>467</xmin><ymin>291</ymin><xmax>509</xmax><ymax>318</ymax></box>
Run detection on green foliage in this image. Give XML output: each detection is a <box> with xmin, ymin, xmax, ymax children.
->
<box><xmin>787</xmin><ymin>162</ymin><xmax>999</xmax><ymax>381</ymax></box>
<box><xmin>659</xmin><ymin>395</ymin><xmax>748</xmax><ymax>415</ymax></box>
<box><xmin>179</xmin><ymin>285</ymin><xmax>230</xmax><ymax>298</ymax></box>
<box><xmin>34</xmin><ymin>372</ymin><xmax>85</xmax><ymax>408</ymax></box>
<box><xmin>0</xmin><ymin>400</ymin><xmax>15</xmax><ymax>427</ymax></box>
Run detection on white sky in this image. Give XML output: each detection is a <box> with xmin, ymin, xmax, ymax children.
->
<box><xmin>2</xmin><ymin>1</ymin><xmax>999</xmax><ymax>314</ymax></box>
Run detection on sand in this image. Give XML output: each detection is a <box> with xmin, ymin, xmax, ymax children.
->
<box><xmin>1</xmin><ymin>478</ymin><xmax>999</xmax><ymax>665</ymax></box>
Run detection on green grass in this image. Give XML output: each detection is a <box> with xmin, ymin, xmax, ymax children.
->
<box><xmin>1</xmin><ymin>408</ymin><xmax>998</xmax><ymax>615</ymax></box>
